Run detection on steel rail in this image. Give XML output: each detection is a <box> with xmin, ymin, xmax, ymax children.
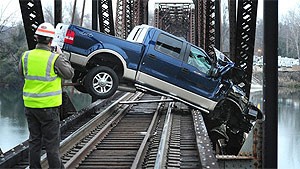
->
<box><xmin>120</xmin><ymin>98</ymin><xmax>173</xmax><ymax>104</ymax></box>
<box><xmin>167</xmin><ymin>111</ymin><xmax>181</xmax><ymax>168</ymax></box>
<box><xmin>130</xmin><ymin>97</ymin><xmax>165</xmax><ymax>169</ymax></box>
<box><xmin>60</xmin><ymin>93</ymin><xmax>132</xmax><ymax>154</ymax></box>
<box><xmin>64</xmin><ymin>92</ymin><xmax>143</xmax><ymax>168</ymax></box>
<box><xmin>140</xmin><ymin>105</ymin><xmax>167</xmax><ymax>167</ymax></box>
<box><xmin>154</xmin><ymin>102</ymin><xmax>175</xmax><ymax>168</ymax></box>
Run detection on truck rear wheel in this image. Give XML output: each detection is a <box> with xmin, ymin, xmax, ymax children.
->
<box><xmin>84</xmin><ymin>66</ymin><xmax>119</xmax><ymax>99</ymax></box>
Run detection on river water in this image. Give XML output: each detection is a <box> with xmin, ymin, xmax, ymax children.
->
<box><xmin>0</xmin><ymin>88</ymin><xmax>299</xmax><ymax>168</ymax></box>
<box><xmin>0</xmin><ymin>88</ymin><xmax>91</xmax><ymax>153</ymax></box>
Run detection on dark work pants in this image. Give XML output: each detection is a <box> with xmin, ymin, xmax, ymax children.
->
<box><xmin>25</xmin><ymin>107</ymin><xmax>64</xmax><ymax>169</ymax></box>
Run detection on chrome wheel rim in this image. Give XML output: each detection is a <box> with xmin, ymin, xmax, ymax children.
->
<box><xmin>92</xmin><ymin>72</ymin><xmax>113</xmax><ymax>94</ymax></box>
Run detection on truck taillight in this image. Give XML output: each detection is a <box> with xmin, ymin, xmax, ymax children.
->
<box><xmin>64</xmin><ymin>30</ymin><xmax>75</xmax><ymax>44</ymax></box>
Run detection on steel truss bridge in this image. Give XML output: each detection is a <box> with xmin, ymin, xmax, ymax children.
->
<box><xmin>0</xmin><ymin>0</ymin><xmax>277</xmax><ymax>168</ymax></box>
<box><xmin>19</xmin><ymin>0</ymin><xmax>259</xmax><ymax>97</ymax></box>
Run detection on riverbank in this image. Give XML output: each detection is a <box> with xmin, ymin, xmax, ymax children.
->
<box><xmin>253</xmin><ymin>69</ymin><xmax>300</xmax><ymax>88</ymax></box>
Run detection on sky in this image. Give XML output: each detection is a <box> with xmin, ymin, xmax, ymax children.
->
<box><xmin>0</xmin><ymin>0</ymin><xmax>299</xmax><ymax>26</ymax></box>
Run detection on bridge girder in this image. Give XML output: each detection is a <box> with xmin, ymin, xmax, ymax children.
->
<box><xmin>115</xmin><ymin>0</ymin><xmax>148</xmax><ymax>39</ymax></box>
<box><xmin>19</xmin><ymin>0</ymin><xmax>44</xmax><ymax>50</ymax></box>
<box><xmin>155</xmin><ymin>3</ymin><xmax>193</xmax><ymax>42</ymax></box>
<box><xmin>235</xmin><ymin>0</ymin><xmax>258</xmax><ymax>97</ymax></box>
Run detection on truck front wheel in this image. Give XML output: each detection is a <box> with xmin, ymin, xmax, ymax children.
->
<box><xmin>84</xmin><ymin>66</ymin><xmax>119</xmax><ymax>99</ymax></box>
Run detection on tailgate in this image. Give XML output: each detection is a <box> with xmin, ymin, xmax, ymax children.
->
<box><xmin>52</xmin><ymin>23</ymin><xmax>69</xmax><ymax>49</ymax></box>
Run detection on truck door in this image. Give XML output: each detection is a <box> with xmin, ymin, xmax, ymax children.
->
<box><xmin>137</xmin><ymin>33</ymin><xmax>185</xmax><ymax>91</ymax></box>
<box><xmin>177</xmin><ymin>45</ymin><xmax>220</xmax><ymax>99</ymax></box>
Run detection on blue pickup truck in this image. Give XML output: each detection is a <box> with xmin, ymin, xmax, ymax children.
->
<box><xmin>54</xmin><ymin>23</ymin><xmax>263</xmax><ymax>154</ymax></box>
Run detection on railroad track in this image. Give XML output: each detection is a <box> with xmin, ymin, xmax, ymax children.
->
<box><xmin>141</xmin><ymin>102</ymin><xmax>203</xmax><ymax>168</ymax></box>
<box><xmin>59</xmin><ymin>96</ymin><xmax>212</xmax><ymax>168</ymax></box>
<box><xmin>63</xmin><ymin>93</ymin><xmax>164</xmax><ymax>168</ymax></box>
<box><xmin>1</xmin><ymin>92</ymin><xmax>218</xmax><ymax>169</ymax></box>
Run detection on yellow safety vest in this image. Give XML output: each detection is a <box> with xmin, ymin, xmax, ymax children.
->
<box><xmin>22</xmin><ymin>49</ymin><xmax>62</xmax><ymax>108</ymax></box>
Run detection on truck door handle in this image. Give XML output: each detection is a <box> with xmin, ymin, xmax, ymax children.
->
<box><xmin>149</xmin><ymin>54</ymin><xmax>156</xmax><ymax>60</ymax></box>
<box><xmin>181</xmin><ymin>68</ymin><xmax>189</xmax><ymax>74</ymax></box>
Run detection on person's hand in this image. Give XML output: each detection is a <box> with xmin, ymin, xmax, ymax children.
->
<box><xmin>56</xmin><ymin>46</ymin><xmax>63</xmax><ymax>54</ymax></box>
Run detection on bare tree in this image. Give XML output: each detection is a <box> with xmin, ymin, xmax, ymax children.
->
<box><xmin>42</xmin><ymin>1</ymin><xmax>91</xmax><ymax>28</ymax></box>
<box><xmin>221</xmin><ymin>1</ymin><xmax>229</xmax><ymax>53</ymax></box>
<box><xmin>279</xmin><ymin>5</ymin><xmax>300</xmax><ymax>64</ymax></box>
<box><xmin>43</xmin><ymin>4</ymin><xmax>54</xmax><ymax>24</ymax></box>
<box><xmin>287</xmin><ymin>10</ymin><xmax>300</xmax><ymax>60</ymax></box>
<box><xmin>0</xmin><ymin>1</ymin><xmax>18</xmax><ymax>33</ymax></box>
<box><xmin>0</xmin><ymin>2</ymin><xmax>26</xmax><ymax>88</ymax></box>
<box><xmin>254</xmin><ymin>19</ymin><xmax>263</xmax><ymax>56</ymax></box>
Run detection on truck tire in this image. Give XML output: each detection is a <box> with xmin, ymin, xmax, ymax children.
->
<box><xmin>84</xmin><ymin>66</ymin><xmax>119</xmax><ymax>99</ymax></box>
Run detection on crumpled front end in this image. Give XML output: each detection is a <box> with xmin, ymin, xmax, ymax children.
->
<box><xmin>203</xmin><ymin>84</ymin><xmax>264</xmax><ymax>155</ymax></box>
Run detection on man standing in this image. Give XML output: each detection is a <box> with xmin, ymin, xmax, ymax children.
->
<box><xmin>19</xmin><ymin>22</ymin><xmax>74</xmax><ymax>168</ymax></box>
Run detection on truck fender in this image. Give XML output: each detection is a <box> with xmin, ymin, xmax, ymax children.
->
<box><xmin>85</xmin><ymin>49</ymin><xmax>135</xmax><ymax>80</ymax></box>
<box><xmin>210</xmin><ymin>97</ymin><xmax>243</xmax><ymax>121</ymax></box>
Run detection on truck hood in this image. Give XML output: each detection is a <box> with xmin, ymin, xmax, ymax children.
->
<box><xmin>212</xmin><ymin>48</ymin><xmax>245</xmax><ymax>85</ymax></box>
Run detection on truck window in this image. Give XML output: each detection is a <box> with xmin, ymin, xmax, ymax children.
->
<box><xmin>187</xmin><ymin>46</ymin><xmax>211</xmax><ymax>74</ymax></box>
<box><xmin>127</xmin><ymin>26</ymin><xmax>149</xmax><ymax>43</ymax></box>
<box><xmin>127</xmin><ymin>27</ymin><xmax>142</xmax><ymax>42</ymax></box>
<box><xmin>155</xmin><ymin>34</ymin><xmax>182</xmax><ymax>59</ymax></box>
<box><xmin>132</xmin><ymin>28</ymin><xmax>142</xmax><ymax>41</ymax></box>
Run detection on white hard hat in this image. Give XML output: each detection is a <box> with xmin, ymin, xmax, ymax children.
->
<box><xmin>35</xmin><ymin>22</ymin><xmax>55</xmax><ymax>38</ymax></box>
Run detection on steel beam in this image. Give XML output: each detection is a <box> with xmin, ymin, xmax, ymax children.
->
<box><xmin>92</xmin><ymin>0</ymin><xmax>98</xmax><ymax>30</ymax></box>
<box><xmin>190</xmin><ymin>8</ymin><xmax>196</xmax><ymax>44</ymax></box>
<box><xmin>204</xmin><ymin>0</ymin><xmax>216</xmax><ymax>59</ymax></box>
<box><xmin>194</xmin><ymin>0</ymin><xmax>216</xmax><ymax>59</ymax></box>
<box><xmin>214</xmin><ymin>0</ymin><xmax>221</xmax><ymax>50</ymax></box>
<box><xmin>263</xmin><ymin>0</ymin><xmax>278</xmax><ymax>168</ymax></box>
<box><xmin>195</xmin><ymin>0</ymin><xmax>205</xmax><ymax>48</ymax></box>
<box><xmin>115</xmin><ymin>0</ymin><xmax>134</xmax><ymax>39</ymax></box>
<box><xmin>133</xmin><ymin>0</ymin><xmax>148</xmax><ymax>26</ymax></box>
<box><xmin>80</xmin><ymin>0</ymin><xmax>86</xmax><ymax>26</ymax></box>
<box><xmin>54</xmin><ymin>0</ymin><xmax>62</xmax><ymax>26</ymax></box>
<box><xmin>98</xmin><ymin>0</ymin><xmax>115</xmax><ymax>35</ymax></box>
<box><xmin>91</xmin><ymin>0</ymin><xmax>115</xmax><ymax>35</ymax></box>
<box><xmin>235</xmin><ymin>0</ymin><xmax>258</xmax><ymax>98</ymax></box>
<box><xmin>228</xmin><ymin>0</ymin><xmax>237</xmax><ymax>60</ymax></box>
<box><xmin>19</xmin><ymin>0</ymin><xmax>44</xmax><ymax>50</ymax></box>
